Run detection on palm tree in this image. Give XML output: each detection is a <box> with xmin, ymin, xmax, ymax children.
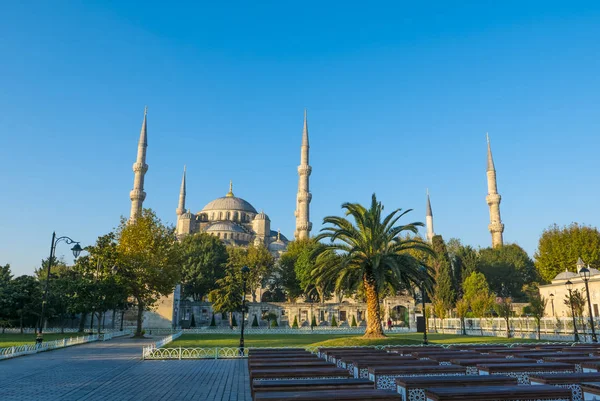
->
<box><xmin>313</xmin><ymin>194</ymin><xmax>435</xmax><ymax>338</ymax></box>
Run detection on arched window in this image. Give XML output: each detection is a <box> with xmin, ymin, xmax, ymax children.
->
<box><xmin>226</xmin><ymin>211</ymin><xmax>231</xmax><ymax>220</ymax></box>
<box><xmin>218</xmin><ymin>212</ymin><xmax>223</xmax><ymax>220</ymax></box>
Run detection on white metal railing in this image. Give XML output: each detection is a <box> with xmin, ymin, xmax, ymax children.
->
<box><xmin>0</xmin><ymin>334</ymin><xmax>99</xmax><ymax>360</ymax></box>
<box><xmin>1</xmin><ymin>327</ymin><xmax>130</xmax><ymax>334</ymax></box>
<box><xmin>100</xmin><ymin>329</ymin><xmax>133</xmax><ymax>341</ymax></box>
<box><xmin>142</xmin><ymin>331</ymin><xmax>183</xmax><ymax>359</ymax></box>
<box><xmin>141</xmin><ymin>341</ymin><xmax>573</xmax><ymax>360</ymax></box>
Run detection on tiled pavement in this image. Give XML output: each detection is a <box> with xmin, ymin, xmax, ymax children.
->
<box><xmin>0</xmin><ymin>337</ymin><xmax>251</xmax><ymax>401</ymax></box>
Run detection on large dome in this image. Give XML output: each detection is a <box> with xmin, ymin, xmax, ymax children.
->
<box><xmin>201</xmin><ymin>196</ymin><xmax>257</xmax><ymax>213</ymax></box>
<box><xmin>205</xmin><ymin>221</ymin><xmax>246</xmax><ymax>233</ymax></box>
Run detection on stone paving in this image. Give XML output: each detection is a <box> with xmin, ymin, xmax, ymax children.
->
<box><xmin>0</xmin><ymin>337</ymin><xmax>251</xmax><ymax>401</ymax></box>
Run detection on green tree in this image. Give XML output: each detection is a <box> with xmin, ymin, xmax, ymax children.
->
<box><xmin>208</xmin><ymin>266</ymin><xmax>243</xmax><ymax>328</ymax></box>
<box><xmin>535</xmin><ymin>223</ymin><xmax>600</xmax><ymax>283</ymax></box>
<box><xmin>251</xmin><ymin>315</ymin><xmax>259</xmax><ymax>327</ymax></box>
<box><xmin>446</xmin><ymin>239</ymin><xmax>479</xmax><ymax>296</ymax></box>
<box><xmin>478</xmin><ymin>244</ymin><xmax>537</xmax><ymax>300</ymax></box>
<box><xmin>227</xmin><ymin>244</ymin><xmax>274</xmax><ymax>302</ymax></box>
<box><xmin>331</xmin><ymin>314</ymin><xmax>338</xmax><ymax>327</ymax></box>
<box><xmin>292</xmin><ymin>315</ymin><xmax>299</xmax><ymax>328</ymax></box>
<box><xmin>455</xmin><ymin>298</ymin><xmax>469</xmax><ymax>335</ymax></box>
<box><xmin>351</xmin><ymin>315</ymin><xmax>358</xmax><ymax>327</ymax></box>
<box><xmin>430</xmin><ymin>235</ymin><xmax>455</xmax><ymax>318</ymax></box>
<box><xmin>116</xmin><ymin>209</ymin><xmax>181</xmax><ymax>337</ymax></box>
<box><xmin>313</xmin><ymin>194</ymin><xmax>434</xmax><ymax>338</ymax></box>
<box><xmin>527</xmin><ymin>286</ymin><xmax>547</xmax><ymax>340</ymax></box>
<box><xmin>564</xmin><ymin>289</ymin><xmax>586</xmax><ymax>319</ymax></box>
<box><xmin>179</xmin><ymin>233</ymin><xmax>228</xmax><ymax>301</ymax></box>
<box><xmin>273</xmin><ymin>240</ymin><xmax>309</xmax><ymax>302</ymax></box>
<box><xmin>494</xmin><ymin>297</ymin><xmax>513</xmax><ymax>338</ymax></box>
<box><xmin>190</xmin><ymin>313</ymin><xmax>196</xmax><ymax>327</ymax></box>
<box><xmin>210</xmin><ymin>314</ymin><xmax>216</xmax><ymax>327</ymax></box>
<box><xmin>463</xmin><ymin>272</ymin><xmax>490</xmax><ymax>304</ymax></box>
<box><xmin>311</xmin><ymin>314</ymin><xmax>317</xmax><ymax>328</ymax></box>
<box><xmin>0</xmin><ymin>264</ymin><xmax>13</xmax><ymax>332</ymax></box>
<box><xmin>8</xmin><ymin>275</ymin><xmax>42</xmax><ymax>333</ymax></box>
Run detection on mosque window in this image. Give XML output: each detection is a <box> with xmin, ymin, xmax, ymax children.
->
<box><xmin>218</xmin><ymin>212</ymin><xmax>223</xmax><ymax>220</ymax></box>
<box><xmin>227</xmin><ymin>211</ymin><xmax>231</xmax><ymax>220</ymax></box>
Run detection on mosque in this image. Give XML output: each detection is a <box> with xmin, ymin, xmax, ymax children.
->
<box><xmin>123</xmin><ymin>107</ymin><xmax>505</xmax><ymax>329</ymax></box>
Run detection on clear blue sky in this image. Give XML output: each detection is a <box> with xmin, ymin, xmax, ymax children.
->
<box><xmin>1</xmin><ymin>2</ymin><xmax>599</xmax><ymax>276</ymax></box>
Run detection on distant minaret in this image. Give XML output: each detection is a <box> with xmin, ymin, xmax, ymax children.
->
<box><xmin>426</xmin><ymin>189</ymin><xmax>435</xmax><ymax>244</ymax></box>
<box><xmin>486</xmin><ymin>133</ymin><xmax>504</xmax><ymax>248</ymax></box>
<box><xmin>176</xmin><ymin>166</ymin><xmax>186</xmax><ymax>216</ymax></box>
<box><xmin>129</xmin><ymin>107</ymin><xmax>148</xmax><ymax>223</ymax></box>
<box><xmin>294</xmin><ymin>109</ymin><xmax>312</xmax><ymax>240</ymax></box>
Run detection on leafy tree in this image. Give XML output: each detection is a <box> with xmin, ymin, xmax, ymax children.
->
<box><xmin>208</xmin><ymin>266</ymin><xmax>243</xmax><ymax>328</ymax></box>
<box><xmin>455</xmin><ymin>298</ymin><xmax>469</xmax><ymax>335</ymax></box>
<box><xmin>478</xmin><ymin>244</ymin><xmax>537</xmax><ymax>300</ymax></box>
<box><xmin>471</xmin><ymin>292</ymin><xmax>494</xmax><ymax>336</ymax></box>
<box><xmin>331</xmin><ymin>314</ymin><xmax>338</xmax><ymax>327</ymax></box>
<box><xmin>0</xmin><ymin>264</ymin><xmax>13</xmax><ymax>331</ymax></box>
<box><xmin>292</xmin><ymin>315</ymin><xmax>299</xmax><ymax>328</ymax></box>
<box><xmin>179</xmin><ymin>233</ymin><xmax>228</xmax><ymax>301</ymax></box>
<box><xmin>210</xmin><ymin>314</ymin><xmax>216</xmax><ymax>327</ymax></box>
<box><xmin>463</xmin><ymin>272</ymin><xmax>490</xmax><ymax>304</ymax></box>
<box><xmin>251</xmin><ymin>315</ymin><xmax>259</xmax><ymax>327</ymax></box>
<box><xmin>227</xmin><ymin>244</ymin><xmax>274</xmax><ymax>302</ymax></box>
<box><xmin>116</xmin><ymin>209</ymin><xmax>181</xmax><ymax>337</ymax></box>
<box><xmin>430</xmin><ymin>235</ymin><xmax>455</xmax><ymax>317</ymax></box>
<box><xmin>311</xmin><ymin>314</ymin><xmax>317</xmax><ymax>328</ymax></box>
<box><xmin>231</xmin><ymin>314</ymin><xmax>237</xmax><ymax>327</ymax></box>
<box><xmin>535</xmin><ymin>223</ymin><xmax>600</xmax><ymax>283</ymax></box>
<box><xmin>527</xmin><ymin>286</ymin><xmax>547</xmax><ymax>340</ymax></box>
<box><xmin>262</xmin><ymin>312</ymin><xmax>278</xmax><ymax>329</ymax></box>
<box><xmin>446</xmin><ymin>239</ymin><xmax>479</xmax><ymax>296</ymax></box>
<box><xmin>351</xmin><ymin>315</ymin><xmax>358</xmax><ymax>327</ymax></box>
<box><xmin>270</xmin><ymin>319</ymin><xmax>278</xmax><ymax>328</ymax></box>
<box><xmin>190</xmin><ymin>313</ymin><xmax>196</xmax><ymax>327</ymax></box>
<box><xmin>8</xmin><ymin>275</ymin><xmax>42</xmax><ymax>333</ymax></box>
<box><xmin>0</xmin><ymin>264</ymin><xmax>12</xmax><ymax>286</ymax></box>
<box><xmin>313</xmin><ymin>194</ymin><xmax>435</xmax><ymax>338</ymax></box>
<box><xmin>564</xmin><ymin>289</ymin><xmax>586</xmax><ymax>319</ymax></box>
<box><xmin>494</xmin><ymin>297</ymin><xmax>513</xmax><ymax>338</ymax></box>
<box><xmin>272</xmin><ymin>252</ymin><xmax>303</xmax><ymax>302</ymax></box>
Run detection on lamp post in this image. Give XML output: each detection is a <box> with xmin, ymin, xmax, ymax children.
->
<box><xmin>420</xmin><ymin>280</ymin><xmax>428</xmax><ymax>345</ymax></box>
<box><xmin>566</xmin><ymin>280</ymin><xmax>580</xmax><ymax>342</ymax></box>
<box><xmin>578</xmin><ymin>259</ymin><xmax>597</xmax><ymax>342</ymax></box>
<box><xmin>39</xmin><ymin>232</ymin><xmax>82</xmax><ymax>340</ymax></box>
<box><xmin>239</xmin><ymin>265</ymin><xmax>250</xmax><ymax>356</ymax></box>
<box><xmin>549</xmin><ymin>293</ymin><xmax>555</xmax><ymax>317</ymax></box>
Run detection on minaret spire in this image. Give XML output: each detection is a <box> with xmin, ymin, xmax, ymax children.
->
<box><xmin>176</xmin><ymin>165</ymin><xmax>186</xmax><ymax>216</ymax></box>
<box><xmin>129</xmin><ymin>107</ymin><xmax>149</xmax><ymax>223</ymax></box>
<box><xmin>485</xmin><ymin>134</ymin><xmax>504</xmax><ymax>248</ymax></box>
<box><xmin>295</xmin><ymin>109</ymin><xmax>312</xmax><ymax>240</ymax></box>
<box><xmin>426</xmin><ymin>189</ymin><xmax>435</xmax><ymax>244</ymax></box>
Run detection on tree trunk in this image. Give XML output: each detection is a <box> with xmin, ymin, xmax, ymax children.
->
<box><xmin>537</xmin><ymin>319</ymin><xmax>541</xmax><ymax>340</ymax></box>
<box><xmin>111</xmin><ymin>310</ymin><xmax>116</xmax><ymax>329</ymax></box>
<box><xmin>78</xmin><ymin>312</ymin><xmax>87</xmax><ymax>333</ymax></box>
<box><xmin>505</xmin><ymin>317</ymin><xmax>511</xmax><ymax>338</ymax></box>
<box><xmin>460</xmin><ymin>317</ymin><xmax>466</xmax><ymax>335</ymax></box>
<box><xmin>135</xmin><ymin>300</ymin><xmax>144</xmax><ymax>337</ymax></box>
<box><xmin>363</xmin><ymin>273</ymin><xmax>385</xmax><ymax>338</ymax></box>
<box><xmin>97</xmin><ymin>312</ymin><xmax>102</xmax><ymax>334</ymax></box>
<box><xmin>19</xmin><ymin>311</ymin><xmax>23</xmax><ymax>334</ymax></box>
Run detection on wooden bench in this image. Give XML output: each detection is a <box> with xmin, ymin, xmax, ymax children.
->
<box><xmin>395</xmin><ymin>375</ymin><xmax>517</xmax><ymax>401</ymax></box>
<box><xmin>249</xmin><ymin>367</ymin><xmax>353</xmax><ymax>398</ymax></box>
<box><xmin>326</xmin><ymin>350</ymin><xmax>387</xmax><ymax>366</ymax></box>
<box><xmin>530</xmin><ymin>373</ymin><xmax>600</xmax><ymax>401</ymax></box>
<box><xmin>249</xmin><ymin>348</ymin><xmax>308</xmax><ymax>354</ymax></box>
<box><xmin>580</xmin><ymin>361</ymin><xmax>600</xmax><ymax>373</ymax></box>
<box><xmin>341</xmin><ymin>354</ymin><xmax>416</xmax><ymax>373</ymax></box>
<box><xmin>352</xmin><ymin>358</ymin><xmax>438</xmax><ymax>379</ymax></box>
<box><xmin>450</xmin><ymin>357</ymin><xmax>530</xmax><ymax>375</ymax></box>
<box><xmin>252</xmin><ymin>378</ymin><xmax>374</xmax><ymax>399</ymax></box>
<box><xmin>424</xmin><ymin>384</ymin><xmax>573</xmax><ymax>401</ymax></box>
<box><xmin>543</xmin><ymin>356</ymin><xmax>600</xmax><ymax>373</ymax></box>
<box><xmin>254</xmin><ymin>389</ymin><xmax>402</xmax><ymax>400</ymax></box>
<box><xmin>477</xmin><ymin>362</ymin><xmax>576</xmax><ymax>384</ymax></box>
<box><xmin>368</xmin><ymin>364</ymin><xmax>467</xmax><ymax>390</ymax></box>
<box><xmin>249</xmin><ymin>359</ymin><xmax>333</xmax><ymax>369</ymax></box>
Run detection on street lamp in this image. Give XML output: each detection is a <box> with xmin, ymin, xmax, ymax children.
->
<box><xmin>239</xmin><ymin>265</ymin><xmax>250</xmax><ymax>356</ymax></box>
<box><xmin>578</xmin><ymin>259</ymin><xmax>597</xmax><ymax>342</ymax></box>
<box><xmin>566</xmin><ymin>280</ymin><xmax>580</xmax><ymax>342</ymax></box>
<box><xmin>549</xmin><ymin>293</ymin><xmax>555</xmax><ymax>317</ymax></box>
<box><xmin>39</xmin><ymin>232</ymin><xmax>82</xmax><ymax>340</ymax></box>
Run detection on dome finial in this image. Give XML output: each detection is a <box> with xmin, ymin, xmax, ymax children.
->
<box><xmin>226</xmin><ymin>180</ymin><xmax>234</xmax><ymax>197</ymax></box>
<box><xmin>277</xmin><ymin>229</ymin><xmax>281</xmax><ymax>241</ymax></box>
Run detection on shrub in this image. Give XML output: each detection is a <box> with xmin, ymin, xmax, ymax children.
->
<box><xmin>190</xmin><ymin>314</ymin><xmax>196</xmax><ymax>328</ymax></box>
<box><xmin>292</xmin><ymin>316</ymin><xmax>299</xmax><ymax>328</ymax></box>
<box><xmin>210</xmin><ymin>314</ymin><xmax>216</xmax><ymax>327</ymax></box>
<box><xmin>251</xmin><ymin>315</ymin><xmax>259</xmax><ymax>327</ymax></box>
<box><xmin>270</xmin><ymin>319</ymin><xmax>278</xmax><ymax>328</ymax></box>
<box><xmin>351</xmin><ymin>315</ymin><xmax>357</xmax><ymax>327</ymax></box>
<box><xmin>232</xmin><ymin>315</ymin><xmax>238</xmax><ymax>327</ymax></box>
<box><xmin>311</xmin><ymin>315</ymin><xmax>317</xmax><ymax>328</ymax></box>
<box><xmin>331</xmin><ymin>315</ymin><xmax>338</xmax><ymax>327</ymax></box>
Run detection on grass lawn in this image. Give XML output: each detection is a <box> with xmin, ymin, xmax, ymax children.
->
<box><xmin>168</xmin><ymin>333</ymin><xmax>541</xmax><ymax>348</ymax></box>
<box><xmin>0</xmin><ymin>333</ymin><xmax>84</xmax><ymax>348</ymax></box>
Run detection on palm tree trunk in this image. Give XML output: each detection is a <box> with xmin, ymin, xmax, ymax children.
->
<box><xmin>363</xmin><ymin>274</ymin><xmax>385</xmax><ymax>338</ymax></box>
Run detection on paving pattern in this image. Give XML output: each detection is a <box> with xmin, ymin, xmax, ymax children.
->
<box><xmin>0</xmin><ymin>337</ymin><xmax>250</xmax><ymax>401</ymax></box>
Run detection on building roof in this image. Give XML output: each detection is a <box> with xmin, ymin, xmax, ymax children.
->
<box><xmin>201</xmin><ymin>196</ymin><xmax>257</xmax><ymax>214</ymax></box>
<box><xmin>554</xmin><ymin>270</ymin><xmax>577</xmax><ymax>280</ymax></box>
<box><xmin>205</xmin><ymin>221</ymin><xmax>246</xmax><ymax>233</ymax></box>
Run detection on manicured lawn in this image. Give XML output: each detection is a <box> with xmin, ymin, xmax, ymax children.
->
<box><xmin>168</xmin><ymin>333</ymin><xmax>541</xmax><ymax>348</ymax></box>
<box><xmin>0</xmin><ymin>333</ymin><xmax>83</xmax><ymax>348</ymax></box>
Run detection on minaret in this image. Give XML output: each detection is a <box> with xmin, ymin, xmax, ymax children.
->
<box><xmin>294</xmin><ymin>109</ymin><xmax>312</xmax><ymax>240</ymax></box>
<box><xmin>176</xmin><ymin>166</ymin><xmax>186</xmax><ymax>216</ymax></box>
<box><xmin>426</xmin><ymin>189</ymin><xmax>435</xmax><ymax>244</ymax></box>
<box><xmin>486</xmin><ymin>133</ymin><xmax>504</xmax><ymax>248</ymax></box>
<box><xmin>129</xmin><ymin>107</ymin><xmax>148</xmax><ymax>223</ymax></box>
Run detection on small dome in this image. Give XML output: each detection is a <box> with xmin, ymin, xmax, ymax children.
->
<box><xmin>554</xmin><ymin>269</ymin><xmax>578</xmax><ymax>280</ymax></box>
<box><xmin>181</xmin><ymin>210</ymin><xmax>193</xmax><ymax>219</ymax></box>
<box><xmin>268</xmin><ymin>240</ymin><xmax>286</xmax><ymax>252</ymax></box>
<box><xmin>269</xmin><ymin>230</ymin><xmax>288</xmax><ymax>242</ymax></box>
<box><xmin>205</xmin><ymin>221</ymin><xmax>246</xmax><ymax>233</ymax></box>
<box><xmin>255</xmin><ymin>211</ymin><xmax>270</xmax><ymax>221</ymax></box>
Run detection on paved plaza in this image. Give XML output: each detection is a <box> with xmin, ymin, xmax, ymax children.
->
<box><xmin>0</xmin><ymin>337</ymin><xmax>250</xmax><ymax>401</ymax></box>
